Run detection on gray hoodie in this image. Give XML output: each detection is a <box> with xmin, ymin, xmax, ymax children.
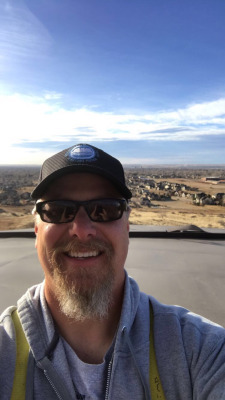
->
<box><xmin>1</xmin><ymin>273</ymin><xmax>225</xmax><ymax>400</ymax></box>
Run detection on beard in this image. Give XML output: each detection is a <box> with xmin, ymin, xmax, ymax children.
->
<box><xmin>47</xmin><ymin>238</ymin><xmax>115</xmax><ymax>321</ymax></box>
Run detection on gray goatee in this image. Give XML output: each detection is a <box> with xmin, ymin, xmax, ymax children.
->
<box><xmin>48</xmin><ymin>239</ymin><xmax>115</xmax><ymax>321</ymax></box>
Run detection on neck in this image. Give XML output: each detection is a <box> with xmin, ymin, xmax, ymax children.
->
<box><xmin>44</xmin><ymin>280</ymin><xmax>125</xmax><ymax>364</ymax></box>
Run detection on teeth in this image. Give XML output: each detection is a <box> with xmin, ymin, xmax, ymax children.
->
<box><xmin>67</xmin><ymin>251</ymin><xmax>99</xmax><ymax>258</ymax></box>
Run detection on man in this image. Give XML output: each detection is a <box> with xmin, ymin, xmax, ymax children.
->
<box><xmin>0</xmin><ymin>143</ymin><xmax>225</xmax><ymax>400</ymax></box>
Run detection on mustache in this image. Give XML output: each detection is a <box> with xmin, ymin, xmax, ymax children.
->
<box><xmin>50</xmin><ymin>238</ymin><xmax>113</xmax><ymax>257</ymax></box>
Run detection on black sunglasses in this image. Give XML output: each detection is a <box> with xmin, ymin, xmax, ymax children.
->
<box><xmin>35</xmin><ymin>198</ymin><xmax>128</xmax><ymax>224</ymax></box>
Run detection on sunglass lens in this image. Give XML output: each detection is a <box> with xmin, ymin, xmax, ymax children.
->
<box><xmin>41</xmin><ymin>202</ymin><xmax>77</xmax><ymax>223</ymax></box>
<box><xmin>41</xmin><ymin>203</ymin><xmax>63</xmax><ymax>223</ymax></box>
<box><xmin>87</xmin><ymin>200</ymin><xmax>122</xmax><ymax>222</ymax></box>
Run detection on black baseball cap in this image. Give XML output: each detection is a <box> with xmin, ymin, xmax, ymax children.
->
<box><xmin>31</xmin><ymin>144</ymin><xmax>132</xmax><ymax>200</ymax></box>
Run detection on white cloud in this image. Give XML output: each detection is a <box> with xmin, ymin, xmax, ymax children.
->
<box><xmin>44</xmin><ymin>92</ymin><xmax>63</xmax><ymax>101</ymax></box>
<box><xmin>0</xmin><ymin>92</ymin><xmax>224</xmax><ymax>163</ymax></box>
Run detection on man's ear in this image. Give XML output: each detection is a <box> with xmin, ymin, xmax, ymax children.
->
<box><xmin>126</xmin><ymin>207</ymin><xmax>131</xmax><ymax>232</ymax></box>
<box><xmin>34</xmin><ymin>224</ymin><xmax>38</xmax><ymax>248</ymax></box>
<box><xmin>127</xmin><ymin>219</ymin><xmax>130</xmax><ymax>232</ymax></box>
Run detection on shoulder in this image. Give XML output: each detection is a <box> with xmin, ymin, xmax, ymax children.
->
<box><xmin>148</xmin><ymin>295</ymin><xmax>225</xmax><ymax>367</ymax></box>
<box><xmin>0</xmin><ymin>306</ymin><xmax>17</xmax><ymax>394</ymax></box>
<box><xmin>0</xmin><ymin>282</ymin><xmax>43</xmax><ymax>339</ymax></box>
<box><xmin>149</xmin><ymin>295</ymin><xmax>225</xmax><ymax>336</ymax></box>
<box><xmin>0</xmin><ymin>305</ymin><xmax>16</xmax><ymax>333</ymax></box>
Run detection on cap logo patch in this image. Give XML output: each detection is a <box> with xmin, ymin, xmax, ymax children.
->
<box><xmin>66</xmin><ymin>144</ymin><xmax>97</xmax><ymax>161</ymax></box>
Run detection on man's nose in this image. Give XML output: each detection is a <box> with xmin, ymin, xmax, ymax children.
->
<box><xmin>68</xmin><ymin>206</ymin><xmax>97</xmax><ymax>240</ymax></box>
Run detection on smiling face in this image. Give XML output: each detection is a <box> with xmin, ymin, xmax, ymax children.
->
<box><xmin>34</xmin><ymin>172</ymin><xmax>130</xmax><ymax>320</ymax></box>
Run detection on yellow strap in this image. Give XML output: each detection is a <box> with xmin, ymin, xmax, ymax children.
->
<box><xmin>11</xmin><ymin>310</ymin><xmax>29</xmax><ymax>400</ymax></box>
<box><xmin>150</xmin><ymin>304</ymin><xmax>166</xmax><ymax>400</ymax></box>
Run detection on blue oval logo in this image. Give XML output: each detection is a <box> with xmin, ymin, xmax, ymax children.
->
<box><xmin>67</xmin><ymin>144</ymin><xmax>96</xmax><ymax>161</ymax></box>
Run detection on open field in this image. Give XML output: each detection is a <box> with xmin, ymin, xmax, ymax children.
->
<box><xmin>0</xmin><ymin>205</ymin><xmax>34</xmax><ymax>230</ymax></box>
<box><xmin>130</xmin><ymin>202</ymin><xmax>225</xmax><ymax>228</ymax></box>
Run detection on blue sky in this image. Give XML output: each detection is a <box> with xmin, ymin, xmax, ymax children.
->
<box><xmin>0</xmin><ymin>0</ymin><xmax>225</xmax><ymax>165</ymax></box>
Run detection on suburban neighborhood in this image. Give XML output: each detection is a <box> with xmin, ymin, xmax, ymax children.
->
<box><xmin>0</xmin><ymin>166</ymin><xmax>225</xmax><ymax>209</ymax></box>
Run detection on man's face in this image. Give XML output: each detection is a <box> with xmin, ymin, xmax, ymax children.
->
<box><xmin>34</xmin><ymin>172</ymin><xmax>130</xmax><ymax>320</ymax></box>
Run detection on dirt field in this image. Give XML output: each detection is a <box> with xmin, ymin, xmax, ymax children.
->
<box><xmin>0</xmin><ymin>205</ymin><xmax>34</xmax><ymax>230</ymax></box>
<box><xmin>130</xmin><ymin>202</ymin><xmax>225</xmax><ymax>228</ymax></box>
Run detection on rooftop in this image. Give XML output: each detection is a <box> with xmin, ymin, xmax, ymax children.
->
<box><xmin>1</xmin><ymin>226</ymin><xmax>225</xmax><ymax>326</ymax></box>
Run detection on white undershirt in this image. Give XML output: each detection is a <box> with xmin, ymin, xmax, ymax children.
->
<box><xmin>62</xmin><ymin>338</ymin><xmax>114</xmax><ymax>400</ymax></box>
